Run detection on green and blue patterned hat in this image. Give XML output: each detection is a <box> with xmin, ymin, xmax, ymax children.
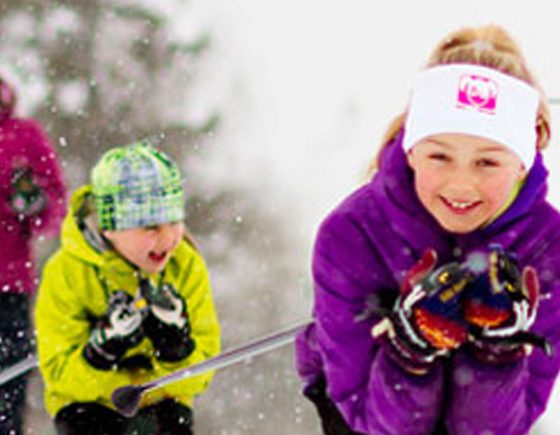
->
<box><xmin>91</xmin><ymin>141</ymin><xmax>185</xmax><ymax>231</ymax></box>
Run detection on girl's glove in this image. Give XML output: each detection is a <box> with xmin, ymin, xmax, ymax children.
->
<box><xmin>83</xmin><ymin>291</ymin><xmax>146</xmax><ymax>370</ymax></box>
<box><xmin>140</xmin><ymin>279</ymin><xmax>196</xmax><ymax>362</ymax></box>
<box><xmin>9</xmin><ymin>166</ymin><xmax>47</xmax><ymax>216</ymax></box>
<box><xmin>463</xmin><ymin>246</ymin><xmax>551</xmax><ymax>364</ymax></box>
<box><xmin>373</xmin><ymin>249</ymin><xmax>474</xmax><ymax>374</ymax></box>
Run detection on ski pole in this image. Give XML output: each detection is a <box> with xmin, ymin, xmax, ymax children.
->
<box><xmin>111</xmin><ymin>319</ymin><xmax>312</xmax><ymax>417</ymax></box>
<box><xmin>0</xmin><ymin>354</ymin><xmax>38</xmax><ymax>387</ymax></box>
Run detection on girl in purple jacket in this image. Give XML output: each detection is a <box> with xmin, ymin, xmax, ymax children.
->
<box><xmin>296</xmin><ymin>24</ymin><xmax>560</xmax><ymax>434</ymax></box>
<box><xmin>0</xmin><ymin>76</ymin><xmax>66</xmax><ymax>433</ymax></box>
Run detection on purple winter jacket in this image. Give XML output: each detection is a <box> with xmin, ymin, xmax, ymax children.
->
<box><xmin>296</xmin><ymin>131</ymin><xmax>560</xmax><ymax>434</ymax></box>
<box><xmin>0</xmin><ymin>112</ymin><xmax>66</xmax><ymax>294</ymax></box>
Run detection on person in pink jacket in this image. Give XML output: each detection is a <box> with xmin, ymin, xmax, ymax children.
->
<box><xmin>0</xmin><ymin>75</ymin><xmax>66</xmax><ymax>434</ymax></box>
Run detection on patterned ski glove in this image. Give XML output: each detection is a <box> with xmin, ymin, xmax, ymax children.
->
<box><xmin>372</xmin><ymin>249</ymin><xmax>474</xmax><ymax>374</ymax></box>
<box><xmin>9</xmin><ymin>166</ymin><xmax>47</xmax><ymax>217</ymax></box>
<box><xmin>140</xmin><ymin>278</ymin><xmax>196</xmax><ymax>362</ymax></box>
<box><xmin>83</xmin><ymin>291</ymin><xmax>146</xmax><ymax>370</ymax></box>
<box><xmin>463</xmin><ymin>245</ymin><xmax>551</xmax><ymax>364</ymax></box>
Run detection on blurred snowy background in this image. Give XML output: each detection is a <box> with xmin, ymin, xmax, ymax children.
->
<box><xmin>1</xmin><ymin>0</ymin><xmax>560</xmax><ymax>434</ymax></box>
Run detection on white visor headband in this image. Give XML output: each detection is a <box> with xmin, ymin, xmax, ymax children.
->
<box><xmin>403</xmin><ymin>64</ymin><xmax>540</xmax><ymax>169</ymax></box>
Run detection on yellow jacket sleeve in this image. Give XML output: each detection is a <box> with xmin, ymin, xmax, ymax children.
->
<box><xmin>35</xmin><ymin>253</ymin><xmax>133</xmax><ymax>416</ymax></box>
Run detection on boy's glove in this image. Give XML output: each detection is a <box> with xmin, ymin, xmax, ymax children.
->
<box><xmin>9</xmin><ymin>166</ymin><xmax>47</xmax><ymax>216</ymax></box>
<box><xmin>463</xmin><ymin>246</ymin><xmax>551</xmax><ymax>364</ymax></box>
<box><xmin>140</xmin><ymin>279</ymin><xmax>196</xmax><ymax>362</ymax></box>
<box><xmin>83</xmin><ymin>291</ymin><xmax>146</xmax><ymax>370</ymax></box>
<box><xmin>372</xmin><ymin>249</ymin><xmax>474</xmax><ymax>374</ymax></box>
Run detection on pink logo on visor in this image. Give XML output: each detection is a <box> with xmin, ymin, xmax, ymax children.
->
<box><xmin>457</xmin><ymin>74</ymin><xmax>497</xmax><ymax>114</ymax></box>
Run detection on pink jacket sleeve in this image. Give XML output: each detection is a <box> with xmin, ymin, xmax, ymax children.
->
<box><xmin>14</xmin><ymin>119</ymin><xmax>67</xmax><ymax>236</ymax></box>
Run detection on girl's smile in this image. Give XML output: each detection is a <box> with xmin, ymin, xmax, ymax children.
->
<box><xmin>440</xmin><ymin>196</ymin><xmax>482</xmax><ymax>215</ymax></box>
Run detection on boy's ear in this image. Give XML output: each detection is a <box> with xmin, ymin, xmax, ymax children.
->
<box><xmin>103</xmin><ymin>230</ymin><xmax>115</xmax><ymax>241</ymax></box>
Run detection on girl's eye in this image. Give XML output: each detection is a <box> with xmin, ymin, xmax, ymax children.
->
<box><xmin>428</xmin><ymin>153</ymin><xmax>449</xmax><ymax>162</ymax></box>
<box><xmin>477</xmin><ymin>159</ymin><xmax>499</xmax><ymax>167</ymax></box>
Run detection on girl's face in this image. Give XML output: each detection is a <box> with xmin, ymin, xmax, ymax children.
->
<box><xmin>104</xmin><ymin>221</ymin><xmax>184</xmax><ymax>273</ymax></box>
<box><xmin>406</xmin><ymin>133</ymin><xmax>527</xmax><ymax>234</ymax></box>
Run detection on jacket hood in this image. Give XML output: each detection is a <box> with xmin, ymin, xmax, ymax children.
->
<box><xmin>61</xmin><ymin>185</ymin><xmax>125</xmax><ymax>270</ymax></box>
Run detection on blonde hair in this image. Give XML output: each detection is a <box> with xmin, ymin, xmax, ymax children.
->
<box><xmin>367</xmin><ymin>24</ymin><xmax>550</xmax><ymax>175</ymax></box>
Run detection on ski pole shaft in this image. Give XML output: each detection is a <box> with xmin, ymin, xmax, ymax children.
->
<box><xmin>0</xmin><ymin>355</ymin><xmax>38</xmax><ymax>386</ymax></box>
<box><xmin>112</xmin><ymin>319</ymin><xmax>312</xmax><ymax>416</ymax></box>
<box><xmin>149</xmin><ymin>319</ymin><xmax>311</xmax><ymax>389</ymax></box>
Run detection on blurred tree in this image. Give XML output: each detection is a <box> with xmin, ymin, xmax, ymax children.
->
<box><xmin>0</xmin><ymin>0</ymin><xmax>217</xmax><ymax>185</ymax></box>
<box><xmin>0</xmin><ymin>1</ymin><xmax>314</xmax><ymax>433</ymax></box>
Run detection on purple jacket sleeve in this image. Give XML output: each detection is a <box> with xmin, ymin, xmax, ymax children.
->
<box><xmin>312</xmin><ymin>210</ymin><xmax>445</xmax><ymax>434</ymax></box>
<box><xmin>16</xmin><ymin>119</ymin><xmax>66</xmax><ymax>236</ymax></box>
<box><xmin>446</xmin><ymin>288</ymin><xmax>560</xmax><ymax>434</ymax></box>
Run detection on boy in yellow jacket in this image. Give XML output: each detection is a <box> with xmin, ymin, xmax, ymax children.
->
<box><xmin>35</xmin><ymin>141</ymin><xmax>220</xmax><ymax>434</ymax></box>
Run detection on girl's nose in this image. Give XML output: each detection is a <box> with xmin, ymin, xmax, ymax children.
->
<box><xmin>445</xmin><ymin>167</ymin><xmax>478</xmax><ymax>195</ymax></box>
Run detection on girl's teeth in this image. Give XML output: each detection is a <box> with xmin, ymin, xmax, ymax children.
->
<box><xmin>449</xmin><ymin>200</ymin><xmax>475</xmax><ymax>209</ymax></box>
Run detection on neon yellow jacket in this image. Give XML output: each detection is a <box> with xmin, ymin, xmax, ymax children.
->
<box><xmin>35</xmin><ymin>186</ymin><xmax>221</xmax><ymax>416</ymax></box>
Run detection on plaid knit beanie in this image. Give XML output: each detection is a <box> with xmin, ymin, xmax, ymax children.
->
<box><xmin>91</xmin><ymin>141</ymin><xmax>185</xmax><ymax>231</ymax></box>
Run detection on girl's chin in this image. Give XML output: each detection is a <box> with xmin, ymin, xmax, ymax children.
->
<box><xmin>434</xmin><ymin>212</ymin><xmax>484</xmax><ymax>233</ymax></box>
<box><xmin>428</xmin><ymin>203</ymin><xmax>489</xmax><ymax>233</ymax></box>
<box><xmin>438</xmin><ymin>219</ymin><xmax>482</xmax><ymax>234</ymax></box>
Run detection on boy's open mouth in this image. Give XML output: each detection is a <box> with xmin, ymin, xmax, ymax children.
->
<box><xmin>148</xmin><ymin>251</ymin><xmax>167</xmax><ymax>262</ymax></box>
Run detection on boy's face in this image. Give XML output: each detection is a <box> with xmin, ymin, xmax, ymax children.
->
<box><xmin>103</xmin><ymin>222</ymin><xmax>184</xmax><ymax>273</ymax></box>
<box><xmin>406</xmin><ymin>133</ymin><xmax>526</xmax><ymax>234</ymax></box>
